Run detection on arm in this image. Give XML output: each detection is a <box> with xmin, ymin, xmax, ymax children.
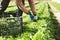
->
<box><xmin>16</xmin><ymin>0</ymin><xmax>30</xmax><ymax>14</ymax></box>
<box><xmin>28</xmin><ymin>0</ymin><xmax>36</xmax><ymax>16</ymax></box>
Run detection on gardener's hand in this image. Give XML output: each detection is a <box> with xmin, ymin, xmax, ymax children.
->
<box><xmin>29</xmin><ymin>13</ymin><xmax>34</xmax><ymax>20</ymax></box>
<box><xmin>29</xmin><ymin>13</ymin><xmax>38</xmax><ymax>22</ymax></box>
<box><xmin>33</xmin><ymin>16</ymin><xmax>38</xmax><ymax>22</ymax></box>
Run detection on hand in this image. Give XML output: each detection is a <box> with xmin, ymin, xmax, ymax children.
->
<box><xmin>29</xmin><ymin>13</ymin><xmax>34</xmax><ymax>20</ymax></box>
<box><xmin>33</xmin><ymin>16</ymin><xmax>38</xmax><ymax>22</ymax></box>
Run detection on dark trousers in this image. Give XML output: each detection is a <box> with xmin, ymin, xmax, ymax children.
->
<box><xmin>17</xmin><ymin>0</ymin><xmax>25</xmax><ymax>17</ymax></box>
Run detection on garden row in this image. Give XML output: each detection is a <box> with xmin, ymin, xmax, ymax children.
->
<box><xmin>0</xmin><ymin>2</ymin><xmax>55</xmax><ymax>40</ymax></box>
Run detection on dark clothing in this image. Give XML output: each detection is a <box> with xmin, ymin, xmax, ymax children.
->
<box><xmin>17</xmin><ymin>0</ymin><xmax>25</xmax><ymax>17</ymax></box>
